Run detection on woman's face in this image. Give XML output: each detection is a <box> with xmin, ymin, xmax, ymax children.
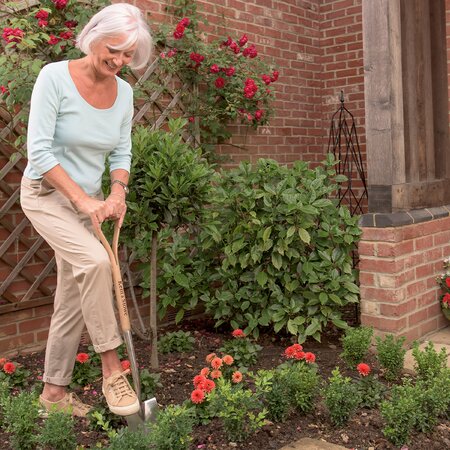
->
<box><xmin>89</xmin><ymin>35</ymin><xmax>137</xmax><ymax>77</ymax></box>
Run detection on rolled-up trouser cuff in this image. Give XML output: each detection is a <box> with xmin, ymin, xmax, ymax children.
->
<box><xmin>42</xmin><ymin>375</ymin><xmax>72</xmax><ymax>386</ymax></box>
<box><xmin>93</xmin><ymin>336</ymin><xmax>123</xmax><ymax>354</ymax></box>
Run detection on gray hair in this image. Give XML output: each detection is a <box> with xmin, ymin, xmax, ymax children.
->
<box><xmin>76</xmin><ymin>3</ymin><xmax>152</xmax><ymax>70</ymax></box>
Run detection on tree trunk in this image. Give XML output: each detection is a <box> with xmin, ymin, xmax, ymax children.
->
<box><xmin>150</xmin><ymin>229</ymin><xmax>159</xmax><ymax>369</ymax></box>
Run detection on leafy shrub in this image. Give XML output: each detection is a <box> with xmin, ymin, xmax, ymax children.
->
<box><xmin>139</xmin><ymin>369</ymin><xmax>163</xmax><ymax>401</ymax></box>
<box><xmin>340</xmin><ymin>326</ymin><xmax>373</xmax><ymax>368</ymax></box>
<box><xmin>158</xmin><ymin>331</ymin><xmax>195</xmax><ymax>354</ymax></box>
<box><xmin>323</xmin><ymin>368</ymin><xmax>360</xmax><ymax>426</ymax></box>
<box><xmin>207</xmin><ymin>378</ymin><xmax>267</xmax><ymax>441</ymax></box>
<box><xmin>108</xmin><ymin>425</ymin><xmax>153</xmax><ymax>450</ymax></box>
<box><xmin>219</xmin><ymin>333</ymin><xmax>262</xmax><ymax>368</ymax></box>
<box><xmin>149</xmin><ymin>404</ymin><xmax>195</xmax><ymax>450</ymax></box>
<box><xmin>357</xmin><ymin>374</ymin><xmax>387</xmax><ymax>409</ymax></box>
<box><xmin>2</xmin><ymin>390</ymin><xmax>39</xmax><ymax>449</ymax></box>
<box><xmin>412</xmin><ymin>341</ymin><xmax>448</xmax><ymax>382</ymax></box>
<box><xmin>258</xmin><ymin>369</ymin><xmax>291</xmax><ymax>422</ymax></box>
<box><xmin>37</xmin><ymin>410</ymin><xmax>77</xmax><ymax>450</ymax></box>
<box><xmin>285</xmin><ymin>363</ymin><xmax>320</xmax><ymax>414</ymax></box>
<box><xmin>200</xmin><ymin>156</ymin><xmax>361</xmax><ymax>340</ymax></box>
<box><xmin>375</xmin><ymin>334</ymin><xmax>406</xmax><ymax>381</ymax></box>
<box><xmin>381</xmin><ymin>380</ymin><xmax>418</xmax><ymax>446</ymax></box>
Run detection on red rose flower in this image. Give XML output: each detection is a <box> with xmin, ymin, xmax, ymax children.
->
<box><xmin>262</xmin><ymin>74</ymin><xmax>271</xmax><ymax>85</ymax></box>
<box><xmin>52</xmin><ymin>0</ymin><xmax>68</xmax><ymax>10</ymax></box>
<box><xmin>254</xmin><ymin>109</ymin><xmax>264</xmax><ymax>120</ymax></box>
<box><xmin>179</xmin><ymin>18</ymin><xmax>190</xmax><ymax>27</ymax></box>
<box><xmin>35</xmin><ymin>10</ymin><xmax>49</xmax><ymax>20</ymax></box>
<box><xmin>225</xmin><ymin>67</ymin><xmax>235</xmax><ymax>77</ymax></box>
<box><xmin>64</xmin><ymin>20</ymin><xmax>78</xmax><ymax>28</ymax></box>
<box><xmin>232</xmin><ymin>371</ymin><xmax>243</xmax><ymax>383</ymax></box>
<box><xmin>60</xmin><ymin>30</ymin><xmax>73</xmax><ymax>40</ymax></box>
<box><xmin>189</xmin><ymin>52</ymin><xmax>204</xmax><ymax>66</ymax></box>
<box><xmin>191</xmin><ymin>388</ymin><xmax>205</xmax><ymax>404</ymax></box>
<box><xmin>48</xmin><ymin>34</ymin><xmax>60</xmax><ymax>45</ymax></box>
<box><xmin>0</xmin><ymin>85</ymin><xmax>8</xmax><ymax>95</ymax></box>
<box><xmin>223</xmin><ymin>36</ymin><xmax>232</xmax><ymax>47</ymax></box>
<box><xmin>243</xmin><ymin>44</ymin><xmax>257</xmax><ymax>58</ymax></box>
<box><xmin>3</xmin><ymin>362</ymin><xmax>16</xmax><ymax>374</ymax></box>
<box><xmin>2</xmin><ymin>27</ymin><xmax>24</xmax><ymax>44</ymax></box>
<box><xmin>38</xmin><ymin>20</ymin><xmax>48</xmax><ymax>28</ymax></box>
<box><xmin>188</xmin><ymin>116</ymin><xmax>195</xmax><ymax>122</ymax></box>
<box><xmin>239</xmin><ymin>34</ymin><xmax>248</xmax><ymax>47</ymax></box>
<box><xmin>232</xmin><ymin>329</ymin><xmax>245</xmax><ymax>338</ymax></box>
<box><xmin>167</xmin><ymin>49</ymin><xmax>177</xmax><ymax>58</ymax></box>
<box><xmin>215</xmin><ymin>77</ymin><xmax>225</xmax><ymax>88</ymax></box>
<box><xmin>76</xmin><ymin>352</ymin><xmax>89</xmax><ymax>363</ymax></box>
<box><xmin>305</xmin><ymin>352</ymin><xmax>316</xmax><ymax>363</ymax></box>
<box><xmin>173</xmin><ymin>29</ymin><xmax>184</xmax><ymax>40</ymax></box>
<box><xmin>357</xmin><ymin>362</ymin><xmax>371</xmax><ymax>377</ymax></box>
<box><xmin>121</xmin><ymin>360</ymin><xmax>131</xmax><ymax>371</ymax></box>
<box><xmin>271</xmin><ymin>70</ymin><xmax>279</xmax><ymax>82</ymax></box>
<box><xmin>210</xmin><ymin>64</ymin><xmax>220</xmax><ymax>74</ymax></box>
<box><xmin>443</xmin><ymin>293</ymin><xmax>450</xmax><ymax>305</ymax></box>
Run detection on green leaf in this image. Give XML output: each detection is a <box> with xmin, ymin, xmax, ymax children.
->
<box><xmin>331</xmin><ymin>317</ymin><xmax>349</xmax><ymax>329</ymax></box>
<box><xmin>256</xmin><ymin>271</ymin><xmax>268</xmax><ymax>287</ymax></box>
<box><xmin>343</xmin><ymin>281</ymin><xmax>360</xmax><ymax>294</ymax></box>
<box><xmin>271</xmin><ymin>253</ymin><xmax>283</xmax><ymax>270</ymax></box>
<box><xmin>298</xmin><ymin>228</ymin><xmax>311</xmax><ymax>244</ymax></box>
<box><xmin>174</xmin><ymin>273</ymin><xmax>189</xmax><ymax>288</ymax></box>
<box><xmin>305</xmin><ymin>320</ymin><xmax>321</xmax><ymax>336</ymax></box>
<box><xmin>287</xmin><ymin>319</ymin><xmax>298</xmax><ymax>335</ymax></box>
<box><xmin>175</xmin><ymin>309</ymin><xmax>185</xmax><ymax>323</ymax></box>
<box><xmin>286</xmin><ymin>226</ymin><xmax>296</xmax><ymax>238</ymax></box>
<box><xmin>262</xmin><ymin>226</ymin><xmax>272</xmax><ymax>242</ymax></box>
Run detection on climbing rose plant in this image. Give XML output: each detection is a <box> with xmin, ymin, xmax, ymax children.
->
<box><xmin>0</xmin><ymin>0</ymin><xmax>109</xmax><ymax>130</ymax></box>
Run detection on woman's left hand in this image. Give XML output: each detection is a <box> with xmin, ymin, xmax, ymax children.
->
<box><xmin>105</xmin><ymin>193</ymin><xmax>127</xmax><ymax>226</ymax></box>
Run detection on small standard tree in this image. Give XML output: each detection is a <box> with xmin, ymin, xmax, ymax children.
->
<box><xmin>122</xmin><ymin>118</ymin><xmax>214</xmax><ymax>368</ymax></box>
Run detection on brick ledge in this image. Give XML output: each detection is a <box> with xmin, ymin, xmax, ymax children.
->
<box><xmin>360</xmin><ymin>206</ymin><xmax>450</xmax><ymax>228</ymax></box>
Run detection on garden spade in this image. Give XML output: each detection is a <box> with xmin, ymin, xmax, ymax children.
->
<box><xmin>94</xmin><ymin>220</ymin><xmax>158</xmax><ymax>430</ymax></box>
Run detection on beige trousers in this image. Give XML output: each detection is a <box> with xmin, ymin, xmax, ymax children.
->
<box><xmin>20</xmin><ymin>177</ymin><xmax>122</xmax><ymax>386</ymax></box>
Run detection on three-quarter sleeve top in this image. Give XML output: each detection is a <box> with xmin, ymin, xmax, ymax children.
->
<box><xmin>24</xmin><ymin>60</ymin><xmax>134</xmax><ymax>195</ymax></box>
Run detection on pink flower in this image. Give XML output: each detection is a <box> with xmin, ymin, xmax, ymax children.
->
<box><xmin>0</xmin><ymin>85</ymin><xmax>8</xmax><ymax>95</ymax></box>
<box><xmin>206</xmin><ymin>353</ymin><xmax>216</xmax><ymax>363</ymax></box>
<box><xmin>3</xmin><ymin>362</ymin><xmax>16</xmax><ymax>374</ymax></box>
<box><xmin>243</xmin><ymin>44</ymin><xmax>257</xmax><ymax>58</ymax></box>
<box><xmin>232</xmin><ymin>371</ymin><xmax>243</xmax><ymax>383</ymax></box>
<box><xmin>215</xmin><ymin>77</ymin><xmax>225</xmax><ymax>89</ymax></box>
<box><xmin>223</xmin><ymin>355</ymin><xmax>234</xmax><ymax>365</ymax></box>
<box><xmin>357</xmin><ymin>363</ymin><xmax>371</xmax><ymax>377</ymax></box>
<box><xmin>48</xmin><ymin>34</ymin><xmax>60</xmax><ymax>45</ymax></box>
<box><xmin>167</xmin><ymin>48</ymin><xmax>177</xmax><ymax>58</ymax></box>
<box><xmin>59</xmin><ymin>30</ymin><xmax>73</xmax><ymax>40</ymax></box>
<box><xmin>193</xmin><ymin>374</ymin><xmax>207</xmax><ymax>388</ymax></box>
<box><xmin>2</xmin><ymin>27</ymin><xmax>24</xmax><ymax>44</ymax></box>
<box><xmin>203</xmin><ymin>378</ymin><xmax>215</xmax><ymax>393</ymax></box>
<box><xmin>305</xmin><ymin>352</ymin><xmax>316</xmax><ymax>363</ymax></box>
<box><xmin>121</xmin><ymin>360</ymin><xmax>131</xmax><ymax>371</ymax></box>
<box><xmin>200</xmin><ymin>367</ymin><xmax>210</xmax><ymax>377</ymax></box>
<box><xmin>210</xmin><ymin>369</ymin><xmax>222</xmax><ymax>379</ymax></box>
<box><xmin>35</xmin><ymin>10</ymin><xmax>49</xmax><ymax>20</ymax></box>
<box><xmin>38</xmin><ymin>20</ymin><xmax>48</xmax><ymax>28</ymax></box>
<box><xmin>76</xmin><ymin>353</ymin><xmax>89</xmax><ymax>363</ymax></box>
<box><xmin>271</xmin><ymin>70</ymin><xmax>279</xmax><ymax>82</ymax></box>
<box><xmin>239</xmin><ymin>34</ymin><xmax>248</xmax><ymax>47</ymax></box>
<box><xmin>179</xmin><ymin>18</ymin><xmax>190</xmax><ymax>27</ymax></box>
<box><xmin>255</xmin><ymin>110</ymin><xmax>263</xmax><ymax>121</ymax></box>
<box><xmin>52</xmin><ymin>0</ymin><xmax>68</xmax><ymax>10</ymax></box>
<box><xmin>210</xmin><ymin>64</ymin><xmax>220</xmax><ymax>74</ymax></box>
<box><xmin>0</xmin><ymin>357</ymin><xmax>6</xmax><ymax>367</ymax></box>
<box><xmin>225</xmin><ymin>67</ymin><xmax>235</xmax><ymax>77</ymax></box>
<box><xmin>160</xmin><ymin>52</ymin><xmax>166</xmax><ymax>59</ymax></box>
<box><xmin>211</xmin><ymin>357</ymin><xmax>223</xmax><ymax>369</ymax></box>
<box><xmin>188</xmin><ymin>116</ymin><xmax>195</xmax><ymax>123</ymax></box>
<box><xmin>64</xmin><ymin>20</ymin><xmax>78</xmax><ymax>28</ymax></box>
<box><xmin>191</xmin><ymin>388</ymin><xmax>205</xmax><ymax>404</ymax></box>
<box><xmin>232</xmin><ymin>329</ymin><xmax>245</xmax><ymax>338</ymax></box>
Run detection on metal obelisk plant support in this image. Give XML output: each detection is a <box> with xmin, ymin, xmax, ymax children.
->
<box><xmin>327</xmin><ymin>91</ymin><xmax>368</xmax><ymax>216</ymax></box>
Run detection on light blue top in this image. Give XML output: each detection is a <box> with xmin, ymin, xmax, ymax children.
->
<box><xmin>24</xmin><ymin>60</ymin><xmax>133</xmax><ymax>195</ymax></box>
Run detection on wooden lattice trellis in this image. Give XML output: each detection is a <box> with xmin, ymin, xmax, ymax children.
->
<box><xmin>0</xmin><ymin>32</ymin><xmax>197</xmax><ymax>315</ymax></box>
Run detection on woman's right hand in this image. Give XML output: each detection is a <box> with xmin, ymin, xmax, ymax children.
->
<box><xmin>75</xmin><ymin>197</ymin><xmax>115</xmax><ymax>225</ymax></box>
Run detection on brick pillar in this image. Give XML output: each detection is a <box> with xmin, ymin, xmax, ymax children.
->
<box><xmin>358</xmin><ymin>208</ymin><xmax>450</xmax><ymax>343</ymax></box>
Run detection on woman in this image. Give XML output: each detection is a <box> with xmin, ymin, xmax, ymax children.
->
<box><xmin>20</xmin><ymin>3</ymin><xmax>152</xmax><ymax>417</ymax></box>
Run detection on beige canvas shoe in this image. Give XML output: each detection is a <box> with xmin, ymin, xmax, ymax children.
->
<box><xmin>39</xmin><ymin>392</ymin><xmax>92</xmax><ymax>418</ymax></box>
<box><xmin>102</xmin><ymin>370</ymin><xmax>140</xmax><ymax>416</ymax></box>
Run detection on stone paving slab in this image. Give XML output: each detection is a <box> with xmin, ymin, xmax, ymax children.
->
<box><xmin>279</xmin><ymin>437</ymin><xmax>348</xmax><ymax>450</ymax></box>
<box><xmin>403</xmin><ymin>326</ymin><xmax>450</xmax><ymax>373</ymax></box>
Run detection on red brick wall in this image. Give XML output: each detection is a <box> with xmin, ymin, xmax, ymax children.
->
<box><xmin>358</xmin><ymin>220</ymin><xmax>450</xmax><ymax>343</ymax></box>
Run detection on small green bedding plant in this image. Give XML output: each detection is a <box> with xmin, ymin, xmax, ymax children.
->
<box><xmin>340</xmin><ymin>326</ymin><xmax>373</xmax><ymax>368</ymax></box>
<box><xmin>412</xmin><ymin>341</ymin><xmax>448</xmax><ymax>383</ymax></box>
<box><xmin>0</xmin><ymin>357</ymin><xmax>31</xmax><ymax>389</ymax></box>
<box><xmin>69</xmin><ymin>352</ymin><xmax>101</xmax><ymax>388</ymax></box>
<box><xmin>158</xmin><ymin>330</ymin><xmax>196</xmax><ymax>354</ymax></box>
<box><xmin>375</xmin><ymin>334</ymin><xmax>406</xmax><ymax>381</ymax></box>
<box><xmin>355</xmin><ymin>363</ymin><xmax>386</xmax><ymax>409</ymax></box>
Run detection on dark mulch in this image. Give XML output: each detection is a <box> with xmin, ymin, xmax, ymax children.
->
<box><xmin>1</xmin><ymin>318</ymin><xmax>449</xmax><ymax>449</ymax></box>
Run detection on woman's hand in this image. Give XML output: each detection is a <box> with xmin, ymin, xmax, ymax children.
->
<box><xmin>75</xmin><ymin>196</ymin><xmax>115</xmax><ymax>225</ymax></box>
<box><xmin>105</xmin><ymin>193</ymin><xmax>127</xmax><ymax>226</ymax></box>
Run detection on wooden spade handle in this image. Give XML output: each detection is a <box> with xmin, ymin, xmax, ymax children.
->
<box><xmin>93</xmin><ymin>221</ymin><xmax>131</xmax><ymax>333</ymax></box>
